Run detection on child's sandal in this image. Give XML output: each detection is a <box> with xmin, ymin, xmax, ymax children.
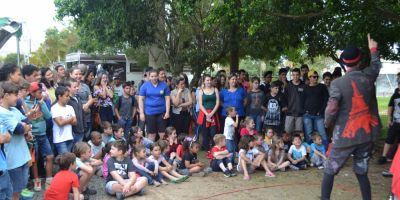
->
<box><xmin>171</xmin><ymin>179</ymin><xmax>179</xmax><ymax>184</ymax></box>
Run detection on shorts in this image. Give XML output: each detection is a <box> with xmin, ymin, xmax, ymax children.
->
<box><xmin>8</xmin><ymin>162</ymin><xmax>29</xmax><ymax>193</ymax></box>
<box><xmin>34</xmin><ymin>135</ymin><xmax>54</xmax><ymax>159</ymax></box>
<box><xmin>324</xmin><ymin>142</ymin><xmax>372</xmax><ymax>175</ymax></box>
<box><xmin>0</xmin><ymin>170</ymin><xmax>13</xmax><ymax>199</ymax></box>
<box><xmin>385</xmin><ymin>122</ymin><xmax>400</xmax><ymax>144</ymax></box>
<box><xmin>145</xmin><ymin>113</ymin><xmax>167</xmax><ymax>134</ymax></box>
<box><xmin>236</xmin><ymin>163</ymin><xmax>254</xmax><ymax>174</ymax></box>
<box><xmin>210</xmin><ymin>158</ymin><xmax>231</xmax><ymax>172</ymax></box>
<box><xmin>105</xmin><ymin>179</ymin><xmax>131</xmax><ymax>195</ymax></box>
<box><xmin>284</xmin><ymin>116</ymin><xmax>303</xmax><ymax>134</ymax></box>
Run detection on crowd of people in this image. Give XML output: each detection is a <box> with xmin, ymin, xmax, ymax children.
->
<box><xmin>0</xmin><ymin>34</ymin><xmax>397</xmax><ymax>200</ymax></box>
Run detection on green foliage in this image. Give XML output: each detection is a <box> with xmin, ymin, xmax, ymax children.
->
<box><xmin>125</xmin><ymin>46</ymin><xmax>150</xmax><ymax>69</ymax></box>
<box><xmin>3</xmin><ymin>53</ymin><xmax>24</xmax><ymax>65</ymax></box>
<box><xmin>30</xmin><ymin>26</ymin><xmax>79</xmax><ymax>66</ymax></box>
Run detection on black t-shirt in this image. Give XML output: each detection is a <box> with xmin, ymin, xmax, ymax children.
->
<box><xmin>303</xmin><ymin>83</ymin><xmax>329</xmax><ymax>116</ymax></box>
<box><xmin>389</xmin><ymin>89</ymin><xmax>400</xmax><ymax>122</ymax></box>
<box><xmin>107</xmin><ymin>157</ymin><xmax>135</xmax><ymax>182</ymax></box>
<box><xmin>263</xmin><ymin>93</ymin><xmax>287</xmax><ymax>126</ymax></box>
<box><xmin>180</xmin><ymin>151</ymin><xmax>198</xmax><ymax>169</ymax></box>
<box><xmin>259</xmin><ymin>82</ymin><xmax>271</xmax><ymax>96</ymax></box>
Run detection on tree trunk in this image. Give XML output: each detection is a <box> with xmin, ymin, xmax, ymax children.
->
<box><xmin>229</xmin><ymin>0</ymin><xmax>241</xmax><ymax>73</ymax></box>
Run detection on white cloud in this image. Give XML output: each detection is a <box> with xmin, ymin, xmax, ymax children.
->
<box><xmin>0</xmin><ymin>0</ymin><xmax>66</xmax><ymax>56</ymax></box>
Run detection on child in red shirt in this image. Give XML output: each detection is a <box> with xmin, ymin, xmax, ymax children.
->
<box><xmin>45</xmin><ymin>152</ymin><xmax>82</xmax><ymax>200</ymax></box>
<box><xmin>208</xmin><ymin>134</ymin><xmax>236</xmax><ymax>177</ymax></box>
<box><xmin>240</xmin><ymin>117</ymin><xmax>258</xmax><ymax>137</ymax></box>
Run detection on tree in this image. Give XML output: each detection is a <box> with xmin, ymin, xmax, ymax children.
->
<box><xmin>30</xmin><ymin>26</ymin><xmax>79</xmax><ymax>66</ymax></box>
<box><xmin>3</xmin><ymin>53</ymin><xmax>24</xmax><ymax>65</ymax></box>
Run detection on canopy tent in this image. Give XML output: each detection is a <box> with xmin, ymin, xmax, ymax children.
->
<box><xmin>0</xmin><ymin>17</ymin><xmax>22</xmax><ymax>49</ymax></box>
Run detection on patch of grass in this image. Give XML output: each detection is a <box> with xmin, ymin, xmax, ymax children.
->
<box><xmin>377</xmin><ymin>96</ymin><xmax>390</xmax><ymax>140</ymax></box>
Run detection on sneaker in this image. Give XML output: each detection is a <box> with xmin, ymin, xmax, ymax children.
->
<box><xmin>21</xmin><ymin>188</ymin><xmax>34</xmax><ymax>198</ymax></box>
<box><xmin>136</xmin><ymin>189</ymin><xmax>145</xmax><ymax>196</ymax></box>
<box><xmin>289</xmin><ymin>164</ymin><xmax>299</xmax><ymax>171</ymax></box>
<box><xmin>378</xmin><ymin>156</ymin><xmax>387</xmax><ymax>165</ymax></box>
<box><xmin>153</xmin><ymin>181</ymin><xmax>161</xmax><ymax>187</ymax></box>
<box><xmin>382</xmin><ymin>170</ymin><xmax>393</xmax><ymax>177</ymax></box>
<box><xmin>223</xmin><ymin>170</ymin><xmax>231</xmax><ymax>177</ymax></box>
<box><xmin>228</xmin><ymin>169</ymin><xmax>237</xmax><ymax>177</ymax></box>
<box><xmin>82</xmin><ymin>188</ymin><xmax>97</xmax><ymax>195</ymax></box>
<box><xmin>34</xmin><ymin>179</ymin><xmax>42</xmax><ymax>192</ymax></box>
<box><xmin>116</xmin><ymin>192</ymin><xmax>124</xmax><ymax>200</ymax></box>
<box><xmin>192</xmin><ymin>172</ymin><xmax>205</xmax><ymax>177</ymax></box>
<box><xmin>318</xmin><ymin>165</ymin><xmax>324</xmax><ymax>170</ymax></box>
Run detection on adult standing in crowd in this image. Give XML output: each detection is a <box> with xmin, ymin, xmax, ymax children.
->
<box><xmin>284</xmin><ymin>68</ymin><xmax>305</xmax><ymax>134</ymax></box>
<box><xmin>259</xmin><ymin>71</ymin><xmax>273</xmax><ymax>95</ymax></box>
<box><xmin>40</xmin><ymin>67</ymin><xmax>56</xmax><ymax>103</ymax></box>
<box><xmin>220</xmin><ymin>73</ymin><xmax>247</xmax><ymax>141</ymax></box>
<box><xmin>322</xmin><ymin>34</ymin><xmax>381</xmax><ymax>200</ymax></box>
<box><xmin>216</xmin><ymin>74</ymin><xmax>226</xmax><ymax>91</ymax></box>
<box><xmin>300</xmin><ymin>64</ymin><xmax>309</xmax><ymax>81</ymax></box>
<box><xmin>158</xmin><ymin>67</ymin><xmax>167</xmax><ymax>82</ymax></box>
<box><xmin>138</xmin><ymin>69</ymin><xmax>170</xmax><ymax>141</ymax></box>
<box><xmin>84</xmin><ymin>69</ymin><xmax>95</xmax><ymax>92</ymax></box>
<box><xmin>278</xmin><ymin>68</ymin><xmax>288</xmax><ymax>93</ymax></box>
<box><xmin>70</xmin><ymin>67</ymin><xmax>96</xmax><ymax>140</ymax></box>
<box><xmin>170</xmin><ymin>77</ymin><xmax>193</xmax><ymax>135</ymax></box>
<box><xmin>322</xmin><ymin>72</ymin><xmax>333</xmax><ymax>92</ymax></box>
<box><xmin>303</xmin><ymin>70</ymin><xmax>329</xmax><ymax>146</ymax></box>
<box><xmin>93</xmin><ymin>72</ymin><xmax>114</xmax><ymax>123</ymax></box>
<box><xmin>0</xmin><ymin>63</ymin><xmax>22</xmax><ymax>84</ymax></box>
<box><xmin>197</xmin><ymin>74</ymin><xmax>220</xmax><ymax>150</ymax></box>
<box><xmin>54</xmin><ymin>64</ymin><xmax>66</xmax><ymax>84</ymax></box>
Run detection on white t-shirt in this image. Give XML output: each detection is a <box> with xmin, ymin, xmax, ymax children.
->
<box><xmin>223</xmin><ymin>117</ymin><xmax>235</xmax><ymax>140</ymax></box>
<box><xmin>288</xmin><ymin>145</ymin><xmax>307</xmax><ymax>160</ymax></box>
<box><xmin>237</xmin><ymin>148</ymin><xmax>260</xmax><ymax>171</ymax></box>
<box><xmin>51</xmin><ymin>103</ymin><xmax>75</xmax><ymax>143</ymax></box>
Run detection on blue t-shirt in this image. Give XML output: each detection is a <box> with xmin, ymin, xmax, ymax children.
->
<box><xmin>0</xmin><ymin>106</ymin><xmax>31</xmax><ymax>170</ymax></box>
<box><xmin>310</xmin><ymin>143</ymin><xmax>326</xmax><ymax>158</ymax></box>
<box><xmin>220</xmin><ymin>87</ymin><xmax>247</xmax><ymax>117</ymax></box>
<box><xmin>139</xmin><ymin>81</ymin><xmax>170</xmax><ymax>115</ymax></box>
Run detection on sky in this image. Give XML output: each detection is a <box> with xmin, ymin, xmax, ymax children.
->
<box><xmin>0</xmin><ymin>0</ymin><xmax>66</xmax><ymax>56</ymax></box>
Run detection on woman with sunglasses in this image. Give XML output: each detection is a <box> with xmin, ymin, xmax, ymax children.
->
<box><xmin>303</xmin><ymin>70</ymin><xmax>329</xmax><ymax>147</ymax></box>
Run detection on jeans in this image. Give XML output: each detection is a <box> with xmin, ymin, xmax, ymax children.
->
<box><xmin>0</xmin><ymin>170</ymin><xmax>13</xmax><ymax>200</ymax></box>
<box><xmin>118</xmin><ymin>118</ymin><xmax>133</xmax><ymax>140</ymax></box>
<box><xmin>303</xmin><ymin>114</ymin><xmax>327</xmax><ymax>145</ymax></box>
<box><xmin>226</xmin><ymin>139</ymin><xmax>236</xmax><ymax>164</ymax></box>
<box><xmin>34</xmin><ymin>135</ymin><xmax>54</xmax><ymax>159</ymax></box>
<box><xmin>55</xmin><ymin>140</ymin><xmax>73</xmax><ymax>155</ymax></box>
<box><xmin>210</xmin><ymin>157</ymin><xmax>231</xmax><ymax>172</ymax></box>
<box><xmin>73</xmin><ymin>132</ymin><xmax>85</xmax><ymax>146</ymax></box>
<box><xmin>250</xmin><ymin>114</ymin><xmax>263</xmax><ymax>133</ymax></box>
<box><xmin>141</xmin><ymin>162</ymin><xmax>162</xmax><ymax>184</ymax></box>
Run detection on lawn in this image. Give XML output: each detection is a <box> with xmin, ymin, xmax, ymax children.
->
<box><xmin>377</xmin><ymin>96</ymin><xmax>390</xmax><ymax>140</ymax></box>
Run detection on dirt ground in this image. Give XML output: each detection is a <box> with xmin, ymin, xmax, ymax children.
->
<box><xmin>35</xmin><ymin>147</ymin><xmax>393</xmax><ymax>200</ymax></box>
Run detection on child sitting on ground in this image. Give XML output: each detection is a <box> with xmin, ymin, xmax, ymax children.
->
<box><xmin>149</xmin><ymin>140</ymin><xmax>187</xmax><ymax>183</ymax></box>
<box><xmin>310</xmin><ymin>133</ymin><xmax>327</xmax><ymax>169</ymax></box>
<box><xmin>208</xmin><ymin>134</ymin><xmax>236</xmax><ymax>177</ymax></box>
<box><xmin>73</xmin><ymin>142</ymin><xmax>102</xmax><ymax>197</ymax></box>
<box><xmin>254</xmin><ymin>134</ymin><xmax>269</xmax><ymax>159</ymax></box>
<box><xmin>88</xmin><ymin>131</ymin><xmax>105</xmax><ymax>176</ymax></box>
<box><xmin>237</xmin><ymin>135</ymin><xmax>275</xmax><ymax>180</ymax></box>
<box><xmin>174</xmin><ymin>134</ymin><xmax>186</xmax><ymax>170</ymax></box>
<box><xmin>180</xmin><ymin>141</ymin><xmax>210</xmax><ymax>177</ymax></box>
<box><xmin>102</xmin><ymin>142</ymin><xmax>114</xmax><ymax>179</ymax></box>
<box><xmin>288</xmin><ymin>134</ymin><xmax>307</xmax><ymax>170</ymax></box>
<box><xmin>267</xmin><ymin>136</ymin><xmax>290</xmax><ymax>172</ymax></box>
<box><xmin>164</xmin><ymin>127</ymin><xmax>179</xmax><ymax>165</ymax></box>
<box><xmin>264</xmin><ymin>128</ymin><xmax>275</xmax><ymax>148</ymax></box>
<box><xmin>132</xmin><ymin>144</ymin><xmax>162</xmax><ymax>187</ymax></box>
<box><xmin>109</xmin><ymin>124</ymin><xmax>125</xmax><ymax>142</ymax></box>
<box><xmin>101</xmin><ymin>121</ymin><xmax>113</xmax><ymax>144</ymax></box>
<box><xmin>88</xmin><ymin>131</ymin><xmax>105</xmax><ymax>160</ymax></box>
<box><xmin>240</xmin><ymin>117</ymin><xmax>257</xmax><ymax>137</ymax></box>
<box><xmin>130</xmin><ymin>127</ymin><xmax>153</xmax><ymax>155</ymax></box>
<box><xmin>44</xmin><ymin>152</ymin><xmax>83</xmax><ymax>200</ymax></box>
<box><xmin>282</xmin><ymin>131</ymin><xmax>291</xmax><ymax>153</ymax></box>
<box><xmin>106</xmin><ymin>140</ymin><xmax>148</xmax><ymax>199</ymax></box>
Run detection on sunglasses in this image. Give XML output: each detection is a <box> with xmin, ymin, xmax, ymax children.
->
<box><xmin>310</xmin><ymin>76</ymin><xmax>318</xmax><ymax>79</ymax></box>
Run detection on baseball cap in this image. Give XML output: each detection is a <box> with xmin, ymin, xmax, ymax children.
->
<box><xmin>29</xmin><ymin>82</ymin><xmax>42</xmax><ymax>93</ymax></box>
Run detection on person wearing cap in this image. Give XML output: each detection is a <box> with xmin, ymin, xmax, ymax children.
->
<box><xmin>302</xmin><ymin>70</ymin><xmax>329</xmax><ymax>147</ymax></box>
<box><xmin>25</xmin><ymin>82</ymin><xmax>54</xmax><ymax>191</ymax></box>
<box><xmin>321</xmin><ymin>34</ymin><xmax>381</xmax><ymax>200</ymax></box>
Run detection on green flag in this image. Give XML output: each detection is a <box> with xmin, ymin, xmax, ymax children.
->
<box><xmin>0</xmin><ymin>17</ymin><xmax>22</xmax><ymax>49</ymax></box>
